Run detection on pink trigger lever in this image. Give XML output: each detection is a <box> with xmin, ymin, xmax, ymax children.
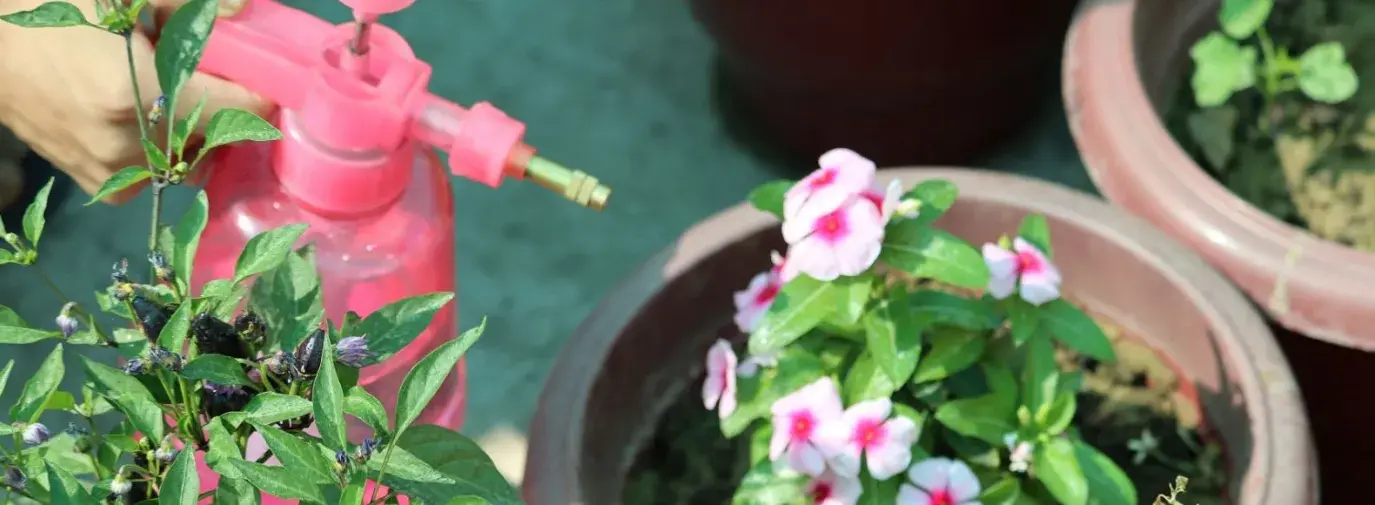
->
<box><xmin>197</xmin><ymin>0</ymin><xmax>611</xmax><ymax>210</ymax></box>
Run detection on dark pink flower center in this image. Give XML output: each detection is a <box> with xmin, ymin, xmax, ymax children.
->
<box><xmin>789</xmin><ymin>411</ymin><xmax>816</xmax><ymax>441</ymax></box>
<box><xmin>809</xmin><ymin>482</ymin><xmax>833</xmax><ymax>504</ymax></box>
<box><xmin>852</xmin><ymin>418</ymin><xmax>886</xmax><ymax>448</ymax></box>
<box><xmin>807</xmin><ymin>168</ymin><xmax>839</xmax><ymax>190</ymax></box>
<box><xmin>1016</xmin><ymin>250</ymin><xmax>1043</xmax><ymax>275</ymax></box>
<box><xmin>754</xmin><ymin>283</ymin><xmax>780</xmax><ymax>305</ymax></box>
<box><xmin>928</xmin><ymin>488</ymin><xmax>954</xmax><ymax>505</ymax></box>
<box><xmin>812</xmin><ymin>209</ymin><xmax>850</xmax><ymax>243</ymax></box>
<box><xmin>861</xmin><ymin>191</ymin><xmax>884</xmax><ymax>209</ymax></box>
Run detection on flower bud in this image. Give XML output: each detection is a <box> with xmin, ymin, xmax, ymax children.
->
<box><xmin>109</xmin><ymin>473</ymin><xmax>132</xmax><ymax>495</ymax></box>
<box><xmin>3</xmin><ymin>466</ymin><xmax>25</xmax><ymax>491</ymax></box>
<box><xmin>22</xmin><ymin>423</ymin><xmax>49</xmax><ymax>445</ymax></box>
<box><xmin>355</xmin><ymin>437</ymin><xmax>382</xmax><ymax>461</ymax></box>
<box><xmin>148</xmin><ymin>251</ymin><xmax>174</xmax><ymax>284</ymax></box>
<box><xmin>334</xmin><ymin>336</ymin><xmax>372</xmax><ymax>368</ymax></box>
<box><xmin>148</xmin><ymin>95</ymin><xmax>166</xmax><ymax>126</ymax></box>
<box><xmin>110</xmin><ymin>258</ymin><xmax>130</xmax><ymax>284</ymax></box>
<box><xmin>122</xmin><ymin>358</ymin><xmax>147</xmax><ymax>375</ymax></box>
<box><xmin>55</xmin><ymin>302</ymin><xmax>80</xmax><ymax>339</ymax></box>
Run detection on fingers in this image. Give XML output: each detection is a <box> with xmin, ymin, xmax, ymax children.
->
<box><xmin>148</xmin><ymin>0</ymin><xmax>247</xmax><ymax>27</ymax></box>
<box><xmin>179</xmin><ymin>72</ymin><xmax>274</xmax><ymax>135</ymax></box>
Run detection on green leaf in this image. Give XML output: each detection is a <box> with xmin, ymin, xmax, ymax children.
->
<box><xmin>250</xmin><ymin>422</ymin><xmax>336</xmax><ymax>484</ymax></box>
<box><xmin>1073</xmin><ymin>440</ymin><xmax>1137</xmax><ymax>505</ymax></box>
<box><xmin>201</xmin><ymin>109</ymin><xmax>284</xmax><ymax>154</ymax></box>
<box><xmin>142</xmin><ymin>138</ymin><xmax>171</xmax><ymax>171</ymax></box>
<box><xmin>22</xmin><ymin>177</ymin><xmax>54</xmax><ymax>247</ymax></box>
<box><xmin>1034</xmin><ymin>437</ymin><xmax>1089</xmax><ymax>505</ymax></box>
<box><xmin>0</xmin><ymin>310</ymin><xmax>60</xmax><ymax>344</ymax></box>
<box><xmin>45</xmin><ymin>461</ymin><xmax>90</xmax><ymax>505</ymax></box>
<box><xmin>1036</xmin><ymin>391</ymin><xmax>1077</xmax><ymax>436</ymax></box>
<box><xmin>1189</xmin><ymin>32</ymin><xmax>1258</xmax><ymax>107</ymax></box>
<box><xmin>111</xmin><ymin>392</ymin><xmax>166</xmax><ymax>442</ymax></box>
<box><xmin>181</xmin><ymin>354</ymin><xmax>253</xmax><ymax>386</ymax></box>
<box><xmin>0</xmin><ymin>2</ymin><xmax>88</xmax><ymax>27</ymax></box>
<box><xmin>159</xmin><ymin>302</ymin><xmax>194</xmax><ymax>353</ymax></box>
<box><xmin>205</xmin><ymin>416</ymin><xmax>245</xmax><ymax>479</ymax></box>
<box><xmin>355</xmin><ymin>292</ymin><xmax>455</xmax><ymax>365</ymax></box>
<box><xmin>365</xmin><ymin>445</ymin><xmax>456</xmax><ymax>484</ymax></box>
<box><xmin>344</xmin><ymin>386</ymin><xmax>389</xmax><ymax>435</ymax></box>
<box><xmin>395</xmin><ymin>319</ymin><xmax>485</xmax><ymax>434</ymax></box>
<box><xmin>748</xmin><ymin>275</ymin><xmax>845</xmax><ymax>355</ymax></box>
<box><xmin>856</xmin><ymin>470</ymin><xmax>900</xmax><ymax>505</ymax></box>
<box><xmin>380</xmin><ymin>424</ymin><xmax>521</xmax><ymax>505</ymax></box>
<box><xmin>1298</xmin><ymin>42</ymin><xmax>1359</xmax><ymax>104</ymax></box>
<box><xmin>313</xmin><ymin>334</ymin><xmax>348</xmax><ymax>452</ymax></box>
<box><xmin>154</xmin><ymin>0</ymin><xmax>217</xmax><ymax>112</ymax></box>
<box><xmin>904</xmin><ymin>179</ymin><xmax>958</xmax><ymax>225</ymax></box>
<box><xmin>213</xmin><ymin>477</ymin><xmax>260</xmax><ymax>505</ymax></box>
<box><xmin>862</xmin><ymin>296</ymin><xmax>923</xmax><ymax>385</ymax></box>
<box><xmin>80</xmin><ymin>357</ymin><xmax>154</xmax><ymax>401</ymax></box>
<box><xmin>912</xmin><ymin>328</ymin><xmax>985</xmax><ymax>383</ymax></box>
<box><xmin>233</xmin><ymin>223</ymin><xmax>308</xmax><ymax>284</ymax></box>
<box><xmin>248</xmin><ymin>245</ymin><xmax>323</xmax><ymax>351</ymax></box>
<box><xmin>828</xmin><ymin>274</ymin><xmax>873</xmax><ymax>327</ymax></box>
<box><xmin>86</xmin><ymin>166</ymin><xmax>152</xmax><ymax>205</ymax></box>
<box><xmin>230</xmin><ymin>459</ymin><xmax>325</xmax><ymax>503</ymax></box>
<box><xmin>1219</xmin><ymin>0</ymin><xmax>1273</xmax><ymax>39</ymax></box>
<box><xmin>339</xmin><ymin>483</ymin><xmax>366</xmax><ymax>505</ymax></box>
<box><xmin>0</xmin><ymin>360</ymin><xmax>12</xmax><ymax>397</ymax></box>
<box><xmin>934</xmin><ymin>394</ymin><xmax>1015</xmax><ymax>445</ymax></box>
<box><xmin>1021</xmin><ymin>334</ymin><xmax>1059</xmax><ymax>414</ymax></box>
<box><xmin>173</xmin><ymin>191</ymin><xmax>210</xmax><ymax>292</ymax></box>
<box><xmin>225</xmin><ymin>392</ymin><xmax>312</xmax><ymax>426</ymax></box>
<box><xmin>173</xmin><ymin>95</ymin><xmax>207</xmax><ymax>159</ymax></box>
<box><xmin>980</xmin><ymin>477</ymin><xmax>1022</xmax><ymax>505</ymax></box>
<box><xmin>747</xmin><ymin>180</ymin><xmax>792</xmax><ymax>219</ymax></box>
<box><xmin>721</xmin><ymin>351</ymin><xmax>827</xmax><ymax>436</ymax></box>
<box><xmin>11</xmin><ymin>344</ymin><xmax>63</xmax><ymax>422</ymax></box>
<box><xmin>1006</xmin><ymin>298</ymin><xmax>1040</xmax><ymax>345</ymax></box>
<box><xmin>880</xmin><ymin>221</ymin><xmax>990</xmax><ymax>289</ymax></box>
<box><xmin>1017</xmin><ymin>214</ymin><xmax>1053</xmax><ymax>258</ymax></box>
<box><xmin>1186</xmin><ymin>106</ymin><xmax>1240</xmax><ymax>172</ymax></box>
<box><xmin>160</xmin><ymin>448</ymin><xmax>199</xmax><ymax>505</ymax></box>
<box><xmin>729</xmin><ymin>461</ymin><xmax>807</xmax><ymax>505</ymax></box>
<box><xmin>1040</xmin><ymin>300</ymin><xmax>1115</xmax><ymax>362</ymax></box>
<box><xmin>843</xmin><ymin>351</ymin><xmax>900</xmax><ymax>403</ymax></box>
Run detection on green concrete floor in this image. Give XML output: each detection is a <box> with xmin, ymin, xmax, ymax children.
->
<box><xmin>0</xmin><ymin>0</ymin><xmax>1092</xmax><ymax>438</ymax></box>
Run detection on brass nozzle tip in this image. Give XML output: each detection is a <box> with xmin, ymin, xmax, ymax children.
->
<box><xmin>525</xmin><ymin>156</ymin><xmax>611</xmax><ymax>211</ymax></box>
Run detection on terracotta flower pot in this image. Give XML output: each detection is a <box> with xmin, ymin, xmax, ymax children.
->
<box><xmin>687</xmin><ymin>0</ymin><xmax>1078</xmax><ymax>166</ymax></box>
<box><xmin>521</xmin><ymin>168</ymin><xmax>1315</xmax><ymax>505</ymax></box>
<box><xmin>1062</xmin><ymin>0</ymin><xmax>1375</xmax><ymax>349</ymax></box>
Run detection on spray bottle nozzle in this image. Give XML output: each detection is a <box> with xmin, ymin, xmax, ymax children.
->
<box><xmin>197</xmin><ymin>0</ymin><xmax>612</xmax><ymax>210</ymax></box>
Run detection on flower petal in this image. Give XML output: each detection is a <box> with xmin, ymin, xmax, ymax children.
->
<box><xmin>897</xmin><ymin>484</ymin><xmax>933</xmax><ymax>505</ymax></box>
<box><xmin>701</xmin><ymin>340</ymin><xmax>736</xmax><ymax>410</ymax></box>
<box><xmin>768</xmin><ymin>417</ymin><xmax>790</xmax><ymax>461</ymax></box>
<box><xmin>906</xmin><ymin>458</ymin><xmax>954</xmax><ymax>491</ymax></box>
<box><xmin>946</xmin><ymin>459</ymin><xmax>983</xmax><ymax>502</ymax></box>
<box><xmin>865</xmin><ymin>417</ymin><xmax>917</xmax><ymax>480</ymax></box>
<box><xmin>788</xmin><ymin>238</ymin><xmax>842</xmax><ymax>282</ymax></box>
<box><xmin>1018</xmin><ymin>274</ymin><xmax>1061</xmax><ymax>306</ymax></box>
<box><xmin>734</xmin><ymin>272</ymin><xmax>774</xmax><ymax>311</ymax></box>
<box><xmin>982</xmin><ymin>243</ymin><xmax>1018</xmax><ymax>279</ymax></box>
<box><xmin>831</xmin><ymin>202</ymin><xmax>886</xmax><ymax>277</ymax></box>
<box><xmin>825</xmin><ymin>438</ymin><xmax>863</xmax><ymax>478</ymax></box>
<box><xmin>842</xmin><ymin>398</ymin><xmax>893</xmax><ymax>426</ymax></box>
<box><xmin>804</xmin><ymin>377</ymin><xmax>846</xmax><ymax>420</ymax></box>
<box><xmin>830</xmin><ymin>474</ymin><xmax>864</xmax><ymax>505</ymax></box>
<box><xmin>817</xmin><ymin>148</ymin><xmax>878</xmax><ymax>186</ymax></box>
<box><xmin>787</xmin><ymin>443</ymin><xmax>829</xmax><ymax>477</ymax></box>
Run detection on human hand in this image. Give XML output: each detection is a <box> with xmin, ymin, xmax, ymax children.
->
<box><xmin>0</xmin><ymin>0</ymin><xmax>270</xmax><ymax>203</ymax></box>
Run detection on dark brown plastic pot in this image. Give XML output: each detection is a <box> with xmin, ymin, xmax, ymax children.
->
<box><xmin>688</xmin><ymin>0</ymin><xmax>1078</xmax><ymax>166</ymax></box>
<box><xmin>522</xmin><ymin>168</ymin><xmax>1314</xmax><ymax>505</ymax></box>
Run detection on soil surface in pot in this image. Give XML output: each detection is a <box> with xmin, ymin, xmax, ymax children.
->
<box><xmin>621</xmin><ymin>318</ymin><xmax>1227</xmax><ymax>504</ymax></box>
<box><xmin>1166</xmin><ymin>0</ymin><xmax>1375</xmax><ymax>250</ymax></box>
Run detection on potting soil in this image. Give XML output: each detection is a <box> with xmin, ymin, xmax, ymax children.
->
<box><xmin>621</xmin><ymin>322</ymin><xmax>1226</xmax><ymax>505</ymax></box>
<box><xmin>1167</xmin><ymin>0</ymin><xmax>1375</xmax><ymax>250</ymax></box>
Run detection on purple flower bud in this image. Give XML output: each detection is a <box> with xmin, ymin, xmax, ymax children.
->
<box><xmin>109</xmin><ymin>473</ymin><xmax>132</xmax><ymax>495</ymax></box>
<box><xmin>3</xmin><ymin>466</ymin><xmax>24</xmax><ymax>491</ymax></box>
<box><xmin>122</xmin><ymin>358</ymin><xmax>146</xmax><ymax>375</ymax></box>
<box><xmin>335</xmin><ymin>450</ymin><xmax>348</xmax><ymax>466</ymax></box>
<box><xmin>355</xmin><ymin>437</ymin><xmax>382</xmax><ymax>460</ymax></box>
<box><xmin>22</xmin><ymin>423</ymin><xmax>49</xmax><ymax>445</ymax></box>
<box><xmin>148</xmin><ymin>251</ymin><xmax>173</xmax><ymax>283</ymax></box>
<box><xmin>110</xmin><ymin>259</ymin><xmax>130</xmax><ymax>284</ymax></box>
<box><xmin>334</xmin><ymin>336</ymin><xmax>372</xmax><ymax>368</ymax></box>
<box><xmin>55</xmin><ymin>313</ymin><xmax>79</xmax><ymax>339</ymax></box>
<box><xmin>155</xmin><ymin>446</ymin><xmax>178</xmax><ymax>463</ymax></box>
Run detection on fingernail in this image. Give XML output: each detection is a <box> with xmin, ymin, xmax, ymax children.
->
<box><xmin>218</xmin><ymin>0</ymin><xmax>246</xmax><ymax>17</ymax></box>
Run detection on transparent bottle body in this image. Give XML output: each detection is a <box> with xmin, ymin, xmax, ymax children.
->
<box><xmin>190</xmin><ymin>138</ymin><xmax>465</xmax><ymax>437</ymax></box>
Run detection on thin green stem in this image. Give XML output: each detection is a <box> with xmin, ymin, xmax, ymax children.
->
<box><xmin>148</xmin><ymin>183</ymin><xmax>164</xmax><ymax>257</ymax></box>
<box><xmin>367</xmin><ymin>439</ymin><xmax>399</xmax><ymax>503</ymax></box>
<box><xmin>123</xmin><ymin>33</ymin><xmax>150</xmax><ymax>149</ymax></box>
<box><xmin>32</xmin><ymin>265</ymin><xmax>68</xmax><ymax>302</ymax></box>
<box><xmin>85</xmin><ymin>416</ymin><xmax>106</xmax><ymax>480</ymax></box>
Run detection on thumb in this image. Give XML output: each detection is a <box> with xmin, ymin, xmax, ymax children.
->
<box><xmin>147</xmin><ymin>0</ymin><xmax>247</xmax><ymax>26</ymax></box>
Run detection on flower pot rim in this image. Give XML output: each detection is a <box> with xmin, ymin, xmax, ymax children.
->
<box><xmin>1062</xmin><ymin>0</ymin><xmax>1375</xmax><ymax>349</ymax></box>
<box><xmin>522</xmin><ymin>167</ymin><xmax>1313</xmax><ymax>505</ymax></box>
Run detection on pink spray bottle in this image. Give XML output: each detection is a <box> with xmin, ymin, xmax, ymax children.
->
<box><xmin>182</xmin><ymin>0</ymin><xmax>611</xmax><ymax>499</ymax></box>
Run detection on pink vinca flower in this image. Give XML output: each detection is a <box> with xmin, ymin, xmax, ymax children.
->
<box><xmin>770</xmin><ymin>377</ymin><xmax>845</xmax><ymax>476</ymax></box>
<box><xmin>896</xmin><ymin>458</ymin><xmax>983</xmax><ymax>505</ymax></box>
<box><xmin>860</xmin><ymin>179</ymin><xmax>908</xmax><ymax>221</ymax></box>
<box><xmin>784</xmin><ymin>148</ymin><xmax>878</xmax><ymax>221</ymax></box>
<box><xmin>782</xmin><ymin>195</ymin><xmax>886</xmax><ymax>281</ymax></box>
<box><xmin>771</xmin><ymin>251</ymin><xmax>800</xmax><ymax>284</ymax></box>
<box><xmin>806</xmin><ymin>471</ymin><xmax>863</xmax><ymax>505</ymax></box>
<box><xmin>982</xmin><ymin>237</ymin><xmax>1062</xmax><ymax>305</ymax></box>
<box><xmin>734</xmin><ymin>270</ymin><xmax>782</xmax><ymax>333</ymax></box>
<box><xmin>815</xmin><ymin>398</ymin><xmax>919</xmax><ymax>480</ymax></box>
<box><xmin>702</xmin><ymin>340</ymin><xmax>739</xmax><ymax>418</ymax></box>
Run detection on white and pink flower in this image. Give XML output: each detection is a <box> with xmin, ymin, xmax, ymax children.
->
<box><xmin>896</xmin><ymin>458</ymin><xmax>983</xmax><ymax>505</ymax></box>
<box><xmin>781</xmin><ymin>196</ymin><xmax>886</xmax><ymax>281</ymax></box>
<box><xmin>702</xmin><ymin>340</ymin><xmax>739</xmax><ymax>418</ymax></box>
<box><xmin>982</xmin><ymin>237</ymin><xmax>1062</xmax><ymax>305</ymax></box>
<box><xmin>805</xmin><ymin>470</ymin><xmax>863</xmax><ymax>505</ymax></box>
<box><xmin>784</xmin><ymin>148</ymin><xmax>878</xmax><ymax>221</ymax></box>
<box><xmin>734</xmin><ymin>270</ymin><xmax>782</xmax><ymax>333</ymax></box>
<box><xmin>815</xmin><ymin>398</ymin><xmax>919</xmax><ymax>480</ymax></box>
<box><xmin>769</xmin><ymin>377</ymin><xmax>845</xmax><ymax>476</ymax></box>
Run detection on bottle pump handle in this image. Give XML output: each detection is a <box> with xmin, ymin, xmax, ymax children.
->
<box><xmin>197</xmin><ymin>0</ymin><xmax>610</xmax><ymax>210</ymax></box>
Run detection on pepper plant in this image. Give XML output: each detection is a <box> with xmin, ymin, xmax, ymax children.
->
<box><xmin>0</xmin><ymin>0</ymin><xmax>516</xmax><ymax>503</ymax></box>
<box><xmin>703</xmin><ymin>149</ymin><xmax>1142</xmax><ymax>505</ymax></box>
